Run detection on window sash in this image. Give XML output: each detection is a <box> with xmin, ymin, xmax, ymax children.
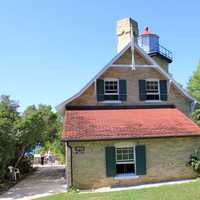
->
<box><xmin>116</xmin><ymin>147</ymin><xmax>135</xmax><ymax>164</ymax></box>
<box><xmin>115</xmin><ymin>147</ymin><xmax>136</xmax><ymax>176</ymax></box>
<box><xmin>104</xmin><ymin>80</ymin><xmax>119</xmax><ymax>95</ymax></box>
<box><xmin>145</xmin><ymin>80</ymin><xmax>160</xmax><ymax>100</ymax></box>
<box><xmin>116</xmin><ymin>161</ymin><xmax>134</xmax><ymax>164</ymax></box>
<box><xmin>146</xmin><ymin>81</ymin><xmax>159</xmax><ymax>93</ymax></box>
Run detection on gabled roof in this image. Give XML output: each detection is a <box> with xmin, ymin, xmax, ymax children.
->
<box><xmin>56</xmin><ymin>43</ymin><xmax>197</xmax><ymax>114</ymax></box>
<box><xmin>62</xmin><ymin>107</ymin><xmax>200</xmax><ymax>141</ymax></box>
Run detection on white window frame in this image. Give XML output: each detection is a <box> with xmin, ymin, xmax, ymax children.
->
<box><xmin>115</xmin><ymin>145</ymin><xmax>138</xmax><ymax>179</ymax></box>
<box><xmin>145</xmin><ymin>79</ymin><xmax>161</xmax><ymax>102</ymax></box>
<box><xmin>104</xmin><ymin>78</ymin><xmax>119</xmax><ymax>95</ymax></box>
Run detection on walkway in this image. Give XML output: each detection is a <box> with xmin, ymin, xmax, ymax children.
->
<box><xmin>0</xmin><ymin>165</ymin><xmax>67</xmax><ymax>200</ymax></box>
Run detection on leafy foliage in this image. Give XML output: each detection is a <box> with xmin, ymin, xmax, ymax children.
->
<box><xmin>0</xmin><ymin>96</ymin><xmax>19</xmax><ymax>180</ymax></box>
<box><xmin>188</xmin><ymin>60</ymin><xmax>200</xmax><ymax>101</ymax></box>
<box><xmin>191</xmin><ymin>109</ymin><xmax>200</xmax><ymax>126</ymax></box>
<box><xmin>14</xmin><ymin>104</ymin><xmax>63</xmax><ymax>167</ymax></box>
<box><xmin>40</xmin><ymin>140</ymin><xmax>65</xmax><ymax>164</ymax></box>
<box><xmin>14</xmin><ymin>106</ymin><xmax>47</xmax><ymax>167</ymax></box>
<box><xmin>37</xmin><ymin>105</ymin><xmax>64</xmax><ymax>163</ymax></box>
<box><xmin>0</xmin><ymin>95</ymin><xmax>64</xmax><ymax>181</ymax></box>
<box><xmin>189</xmin><ymin>147</ymin><xmax>200</xmax><ymax>173</ymax></box>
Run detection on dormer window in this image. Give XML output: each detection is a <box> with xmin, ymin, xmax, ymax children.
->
<box><xmin>146</xmin><ymin>80</ymin><xmax>160</xmax><ymax>100</ymax></box>
<box><xmin>139</xmin><ymin>79</ymin><xmax>168</xmax><ymax>101</ymax></box>
<box><xmin>96</xmin><ymin>79</ymin><xmax>127</xmax><ymax>102</ymax></box>
<box><xmin>103</xmin><ymin>79</ymin><xmax>119</xmax><ymax>101</ymax></box>
<box><xmin>104</xmin><ymin>79</ymin><xmax>119</xmax><ymax>95</ymax></box>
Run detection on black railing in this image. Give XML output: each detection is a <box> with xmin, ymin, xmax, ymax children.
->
<box><xmin>149</xmin><ymin>44</ymin><xmax>173</xmax><ymax>61</ymax></box>
<box><xmin>158</xmin><ymin>45</ymin><xmax>173</xmax><ymax>61</ymax></box>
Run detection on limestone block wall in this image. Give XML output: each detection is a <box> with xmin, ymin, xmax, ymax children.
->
<box><xmin>68</xmin><ymin>67</ymin><xmax>192</xmax><ymax>115</ymax></box>
<box><xmin>151</xmin><ymin>55</ymin><xmax>169</xmax><ymax>72</ymax></box>
<box><xmin>68</xmin><ymin>137</ymin><xmax>200</xmax><ymax>189</ymax></box>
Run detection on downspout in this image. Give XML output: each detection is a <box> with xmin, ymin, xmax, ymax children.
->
<box><xmin>66</xmin><ymin>141</ymin><xmax>73</xmax><ymax>187</ymax></box>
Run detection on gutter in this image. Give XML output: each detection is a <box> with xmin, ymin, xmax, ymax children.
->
<box><xmin>66</xmin><ymin>141</ymin><xmax>73</xmax><ymax>187</ymax></box>
<box><xmin>62</xmin><ymin>134</ymin><xmax>200</xmax><ymax>143</ymax></box>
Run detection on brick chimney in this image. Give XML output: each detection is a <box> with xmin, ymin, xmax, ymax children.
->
<box><xmin>116</xmin><ymin>17</ymin><xmax>139</xmax><ymax>53</ymax></box>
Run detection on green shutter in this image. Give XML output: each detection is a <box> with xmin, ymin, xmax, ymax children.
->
<box><xmin>119</xmin><ymin>80</ymin><xmax>127</xmax><ymax>101</ymax></box>
<box><xmin>160</xmin><ymin>80</ymin><xmax>168</xmax><ymax>101</ymax></box>
<box><xmin>136</xmin><ymin>145</ymin><xmax>146</xmax><ymax>175</ymax></box>
<box><xmin>105</xmin><ymin>146</ymin><xmax>116</xmax><ymax>177</ymax></box>
<box><xmin>96</xmin><ymin>79</ymin><xmax>104</xmax><ymax>101</ymax></box>
<box><xmin>139</xmin><ymin>80</ymin><xmax>146</xmax><ymax>101</ymax></box>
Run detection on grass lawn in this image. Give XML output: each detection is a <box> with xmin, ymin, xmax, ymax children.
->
<box><xmin>36</xmin><ymin>179</ymin><xmax>200</xmax><ymax>200</ymax></box>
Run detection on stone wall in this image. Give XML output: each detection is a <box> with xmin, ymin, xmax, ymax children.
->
<box><xmin>68</xmin><ymin>137</ymin><xmax>200</xmax><ymax>189</ymax></box>
<box><xmin>68</xmin><ymin>67</ymin><xmax>192</xmax><ymax>115</ymax></box>
<box><xmin>113</xmin><ymin>48</ymin><xmax>150</xmax><ymax>65</ymax></box>
<box><xmin>151</xmin><ymin>55</ymin><xmax>169</xmax><ymax>72</ymax></box>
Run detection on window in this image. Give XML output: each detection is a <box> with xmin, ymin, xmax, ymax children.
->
<box><xmin>116</xmin><ymin>147</ymin><xmax>135</xmax><ymax>176</ymax></box>
<box><xmin>103</xmin><ymin>79</ymin><xmax>119</xmax><ymax>101</ymax></box>
<box><xmin>96</xmin><ymin>79</ymin><xmax>127</xmax><ymax>102</ymax></box>
<box><xmin>146</xmin><ymin>80</ymin><xmax>160</xmax><ymax>100</ymax></box>
<box><xmin>104</xmin><ymin>80</ymin><xmax>119</xmax><ymax>95</ymax></box>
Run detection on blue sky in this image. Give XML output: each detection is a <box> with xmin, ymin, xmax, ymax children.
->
<box><xmin>0</xmin><ymin>0</ymin><xmax>199</xmax><ymax>111</ymax></box>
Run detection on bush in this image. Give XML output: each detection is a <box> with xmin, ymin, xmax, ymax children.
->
<box><xmin>17</xmin><ymin>156</ymin><xmax>33</xmax><ymax>174</ymax></box>
<box><xmin>189</xmin><ymin>147</ymin><xmax>200</xmax><ymax>173</ymax></box>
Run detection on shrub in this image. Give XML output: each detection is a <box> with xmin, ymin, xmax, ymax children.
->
<box><xmin>17</xmin><ymin>156</ymin><xmax>33</xmax><ymax>174</ymax></box>
<box><xmin>189</xmin><ymin>147</ymin><xmax>200</xmax><ymax>173</ymax></box>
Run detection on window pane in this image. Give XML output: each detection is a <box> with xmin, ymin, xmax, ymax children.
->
<box><xmin>146</xmin><ymin>81</ymin><xmax>159</xmax><ymax>93</ymax></box>
<box><xmin>116</xmin><ymin>163</ymin><xmax>135</xmax><ymax>174</ymax></box>
<box><xmin>116</xmin><ymin>147</ymin><xmax>134</xmax><ymax>162</ymax></box>
<box><xmin>129</xmin><ymin>153</ymin><xmax>134</xmax><ymax>160</ymax></box>
<box><xmin>123</xmin><ymin>149</ymin><xmax>128</xmax><ymax>154</ymax></box>
<box><xmin>104</xmin><ymin>80</ymin><xmax>118</xmax><ymax>94</ymax></box>
<box><xmin>146</xmin><ymin>94</ymin><xmax>159</xmax><ymax>100</ymax></box>
<box><xmin>117</xmin><ymin>154</ymin><xmax>122</xmax><ymax>161</ymax></box>
<box><xmin>146</xmin><ymin>80</ymin><xmax>160</xmax><ymax>100</ymax></box>
<box><xmin>123</xmin><ymin>154</ymin><xmax>128</xmax><ymax>160</ymax></box>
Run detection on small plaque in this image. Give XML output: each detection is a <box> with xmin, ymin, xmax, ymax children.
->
<box><xmin>75</xmin><ymin>146</ymin><xmax>85</xmax><ymax>154</ymax></box>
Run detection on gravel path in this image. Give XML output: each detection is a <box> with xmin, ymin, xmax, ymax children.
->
<box><xmin>0</xmin><ymin>165</ymin><xmax>67</xmax><ymax>200</ymax></box>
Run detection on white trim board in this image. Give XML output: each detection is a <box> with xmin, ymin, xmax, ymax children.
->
<box><xmin>56</xmin><ymin>43</ymin><xmax>198</xmax><ymax>114</ymax></box>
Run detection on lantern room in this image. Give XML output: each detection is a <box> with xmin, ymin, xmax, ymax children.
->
<box><xmin>138</xmin><ymin>27</ymin><xmax>173</xmax><ymax>64</ymax></box>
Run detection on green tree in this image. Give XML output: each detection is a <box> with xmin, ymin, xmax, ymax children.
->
<box><xmin>14</xmin><ymin>107</ymin><xmax>47</xmax><ymax>167</ymax></box>
<box><xmin>24</xmin><ymin>104</ymin><xmax>62</xmax><ymax>144</ymax></box>
<box><xmin>33</xmin><ymin>105</ymin><xmax>64</xmax><ymax>163</ymax></box>
<box><xmin>191</xmin><ymin>109</ymin><xmax>200</xmax><ymax>126</ymax></box>
<box><xmin>14</xmin><ymin>104</ymin><xmax>63</xmax><ymax>166</ymax></box>
<box><xmin>0</xmin><ymin>95</ymin><xmax>64</xmax><ymax>180</ymax></box>
<box><xmin>0</xmin><ymin>95</ymin><xmax>19</xmax><ymax>179</ymax></box>
<box><xmin>188</xmin><ymin>60</ymin><xmax>200</xmax><ymax>101</ymax></box>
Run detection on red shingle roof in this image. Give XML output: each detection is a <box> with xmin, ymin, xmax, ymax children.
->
<box><xmin>62</xmin><ymin>108</ymin><xmax>200</xmax><ymax>141</ymax></box>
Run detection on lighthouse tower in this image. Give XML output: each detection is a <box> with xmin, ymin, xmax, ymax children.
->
<box><xmin>138</xmin><ymin>27</ymin><xmax>173</xmax><ymax>72</ymax></box>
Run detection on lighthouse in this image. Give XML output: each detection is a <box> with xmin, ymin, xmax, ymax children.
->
<box><xmin>138</xmin><ymin>27</ymin><xmax>173</xmax><ymax>72</ymax></box>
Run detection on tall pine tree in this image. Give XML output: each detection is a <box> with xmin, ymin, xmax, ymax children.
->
<box><xmin>188</xmin><ymin>60</ymin><xmax>200</xmax><ymax>101</ymax></box>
